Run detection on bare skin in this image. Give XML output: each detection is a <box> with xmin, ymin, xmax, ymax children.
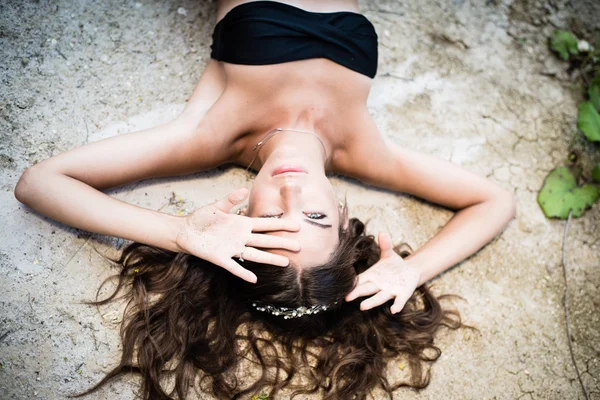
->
<box><xmin>14</xmin><ymin>0</ymin><xmax>517</xmax><ymax>312</ymax></box>
<box><xmin>180</xmin><ymin>0</ymin><xmax>372</xmax><ymax>168</ymax></box>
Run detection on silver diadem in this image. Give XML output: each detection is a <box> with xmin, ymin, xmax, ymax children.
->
<box><xmin>251</xmin><ymin>301</ymin><xmax>339</xmax><ymax>319</ymax></box>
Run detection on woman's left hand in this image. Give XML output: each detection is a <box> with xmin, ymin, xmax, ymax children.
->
<box><xmin>345</xmin><ymin>232</ymin><xmax>422</xmax><ymax>314</ymax></box>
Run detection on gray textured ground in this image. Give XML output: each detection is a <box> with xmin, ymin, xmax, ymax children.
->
<box><xmin>1</xmin><ymin>0</ymin><xmax>599</xmax><ymax>399</ymax></box>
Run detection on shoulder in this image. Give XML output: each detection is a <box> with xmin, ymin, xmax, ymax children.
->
<box><xmin>331</xmin><ymin>115</ymin><xmax>512</xmax><ymax>210</ymax></box>
<box><xmin>329</xmin><ymin>111</ymin><xmax>395</xmax><ymax>185</ymax></box>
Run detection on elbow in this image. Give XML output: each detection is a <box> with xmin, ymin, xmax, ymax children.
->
<box><xmin>14</xmin><ymin>167</ymin><xmax>42</xmax><ymax>204</ymax></box>
<box><xmin>14</xmin><ymin>169</ymin><xmax>29</xmax><ymax>203</ymax></box>
<box><xmin>483</xmin><ymin>187</ymin><xmax>516</xmax><ymax>224</ymax></box>
<box><xmin>499</xmin><ymin>189</ymin><xmax>517</xmax><ymax>221</ymax></box>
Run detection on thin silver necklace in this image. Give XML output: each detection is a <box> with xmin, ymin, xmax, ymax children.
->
<box><xmin>246</xmin><ymin>128</ymin><xmax>328</xmax><ymax>171</ymax></box>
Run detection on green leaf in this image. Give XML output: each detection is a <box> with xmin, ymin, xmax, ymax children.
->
<box><xmin>563</xmin><ymin>185</ymin><xmax>599</xmax><ymax>217</ymax></box>
<box><xmin>577</xmin><ymin>102</ymin><xmax>600</xmax><ymax>141</ymax></box>
<box><xmin>538</xmin><ymin>166</ymin><xmax>600</xmax><ymax>218</ymax></box>
<box><xmin>593</xmin><ymin>163</ymin><xmax>600</xmax><ymax>183</ymax></box>
<box><xmin>550</xmin><ymin>30</ymin><xmax>579</xmax><ymax>60</ymax></box>
<box><xmin>588</xmin><ymin>77</ymin><xmax>600</xmax><ymax>110</ymax></box>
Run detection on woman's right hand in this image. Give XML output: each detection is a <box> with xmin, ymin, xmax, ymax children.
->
<box><xmin>175</xmin><ymin>188</ymin><xmax>301</xmax><ymax>283</ymax></box>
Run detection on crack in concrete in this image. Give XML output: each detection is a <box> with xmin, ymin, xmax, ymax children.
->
<box><xmin>517</xmin><ymin>393</ymin><xmax>534</xmax><ymax>400</ymax></box>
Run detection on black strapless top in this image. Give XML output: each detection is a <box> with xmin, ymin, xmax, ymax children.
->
<box><xmin>210</xmin><ymin>1</ymin><xmax>378</xmax><ymax>78</ymax></box>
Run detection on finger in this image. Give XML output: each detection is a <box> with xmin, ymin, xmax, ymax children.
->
<box><xmin>378</xmin><ymin>231</ymin><xmax>394</xmax><ymax>258</ymax></box>
<box><xmin>247</xmin><ymin>234</ymin><xmax>301</xmax><ymax>251</ymax></box>
<box><xmin>251</xmin><ymin>218</ymin><xmax>300</xmax><ymax>232</ymax></box>
<box><xmin>345</xmin><ymin>282</ymin><xmax>379</xmax><ymax>302</ymax></box>
<box><xmin>233</xmin><ymin>206</ymin><xmax>248</xmax><ymax>216</ymax></box>
<box><xmin>360</xmin><ymin>291</ymin><xmax>393</xmax><ymax>311</ymax></box>
<box><xmin>213</xmin><ymin>188</ymin><xmax>249</xmax><ymax>213</ymax></box>
<box><xmin>356</xmin><ymin>270</ymin><xmax>372</xmax><ymax>285</ymax></box>
<box><xmin>390</xmin><ymin>291</ymin><xmax>413</xmax><ymax>314</ymax></box>
<box><xmin>221</xmin><ymin>258</ymin><xmax>257</xmax><ymax>283</ymax></box>
<box><xmin>241</xmin><ymin>247</ymin><xmax>291</xmax><ymax>267</ymax></box>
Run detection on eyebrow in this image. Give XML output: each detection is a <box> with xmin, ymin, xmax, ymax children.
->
<box><xmin>303</xmin><ymin>219</ymin><xmax>332</xmax><ymax>229</ymax></box>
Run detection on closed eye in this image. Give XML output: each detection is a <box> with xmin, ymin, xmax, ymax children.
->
<box><xmin>260</xmin><ymin>213</ymin><xmax>283</xmax><ymax>218</ymax></box>
<box><xmin>259</xmin><ymin>213</ymin><xmax>327</xmax><ymax>219</ymax></box>
<box><xmin>258</xmin><ymin>213</ymin><xmax>331</xmax><ymax>228</ymax></box>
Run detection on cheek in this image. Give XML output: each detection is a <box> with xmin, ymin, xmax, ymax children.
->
<box><xmin>247</xmin><ymin>185</ymin><xmax>272</xmax><ymax>214</ymax></box>
<box><xmin>246</xmin><ymin>188</ymin><xmax>260</xmax><ymax>213</ymax></box>
<box><xmin>318</xmin><ymin>184</ymin><xmax>337</xmax><ymax>208</ymax></box>
<box><xmin>317</xmin><ymin>179</ymin><xmax>336</xmax><ymax>197</ymax></box>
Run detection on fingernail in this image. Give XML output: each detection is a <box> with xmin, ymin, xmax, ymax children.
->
<box><xmin>230</xmin><ymin>194</ymin><xmax>245</xmax><ymax>203</ymax></box>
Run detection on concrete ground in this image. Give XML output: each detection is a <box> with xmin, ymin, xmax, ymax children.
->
<box><xmin>1</xmin><ymin>0</ymin><xmax>599</xmax><ymax>399</ymax></box>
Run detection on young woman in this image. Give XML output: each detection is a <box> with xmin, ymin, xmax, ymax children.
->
<box><xmin>14</xmin><ymin>0</ymin><xmax>516</xmax><ymax>399</ymax></box>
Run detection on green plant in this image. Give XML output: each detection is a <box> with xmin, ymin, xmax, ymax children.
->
<box><xmin>538</xmin><ymin>166</ymin><xmax>599</xmax><ymax>218</ymax></box>
<box><xmin>538</xmin><ymin>30</ymin><xmax>600</xmax><ymax>219</ymax></box>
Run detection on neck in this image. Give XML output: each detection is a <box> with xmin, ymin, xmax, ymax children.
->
<box><xmin>252</xmin><ymin>128</ymin><xmax>331</xmax><ymax>172</ymax></box>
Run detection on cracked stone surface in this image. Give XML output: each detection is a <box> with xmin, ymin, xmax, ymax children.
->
<box><xmin>1</xmin><ymin>0</ymin><xmax>599</xmax><ymax>399</ymax></box>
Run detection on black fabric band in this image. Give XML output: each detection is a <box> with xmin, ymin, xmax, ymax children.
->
<box><xmin>210</xmin><ymin>1</ymin><xmax>378</xmax><ymax>78</ymax></box>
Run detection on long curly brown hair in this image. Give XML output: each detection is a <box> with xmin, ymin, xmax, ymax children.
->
<box><xmin>74</xmin><ymin>217</ymin><xmax>461</xmax><ymax>400</ymax></box>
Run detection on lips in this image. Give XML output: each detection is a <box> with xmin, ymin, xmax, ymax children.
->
<box><xmin>271</xmin><ymin>165</ymin><xmax>307</xmax><ymax>176</ymax></box>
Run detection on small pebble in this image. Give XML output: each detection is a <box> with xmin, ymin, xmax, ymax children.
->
<box><xmin>177</xmin><ymin>7</ymin><xmax>187</xmax><ymax>16</ymax></box>
<box><xmin>577</xmin><ymin>40</ymin><xmax>591</xmax><ymax>52</ymax></box>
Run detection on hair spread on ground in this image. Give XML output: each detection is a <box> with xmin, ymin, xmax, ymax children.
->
<box><xmin>73</xmin><ymin>218</ymin><xmax>462</xmax><ymax>400</ymax></box>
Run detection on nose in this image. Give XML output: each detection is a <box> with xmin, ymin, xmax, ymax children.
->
<box><xmin>280</xmin><ymin>180</ymin><xmax>302</xmax><ymax>200</ymax></box>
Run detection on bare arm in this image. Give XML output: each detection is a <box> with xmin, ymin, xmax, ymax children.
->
<box><xmin>336</xmin><ymin>115</ymin><xmax>516</xmax><ymax>285</ymax></box>
<box><xmin>16</xmin><ymin>166</ymin><xmax>184</xmax><ymax>252</ymax></box>
<box><xmin>385</xmin><ymin>145</ymin><xmax>516</xmax><ymax>285</ymax></box>
<box><xmin>13</xmin><ymin>115</ymin><xmax>217</xmax><ymax>253</ymax></box>
<box><xmin>14</xmin><ymin>60</ymin><xmax>235</xmax><ymax>252</ymax></box>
